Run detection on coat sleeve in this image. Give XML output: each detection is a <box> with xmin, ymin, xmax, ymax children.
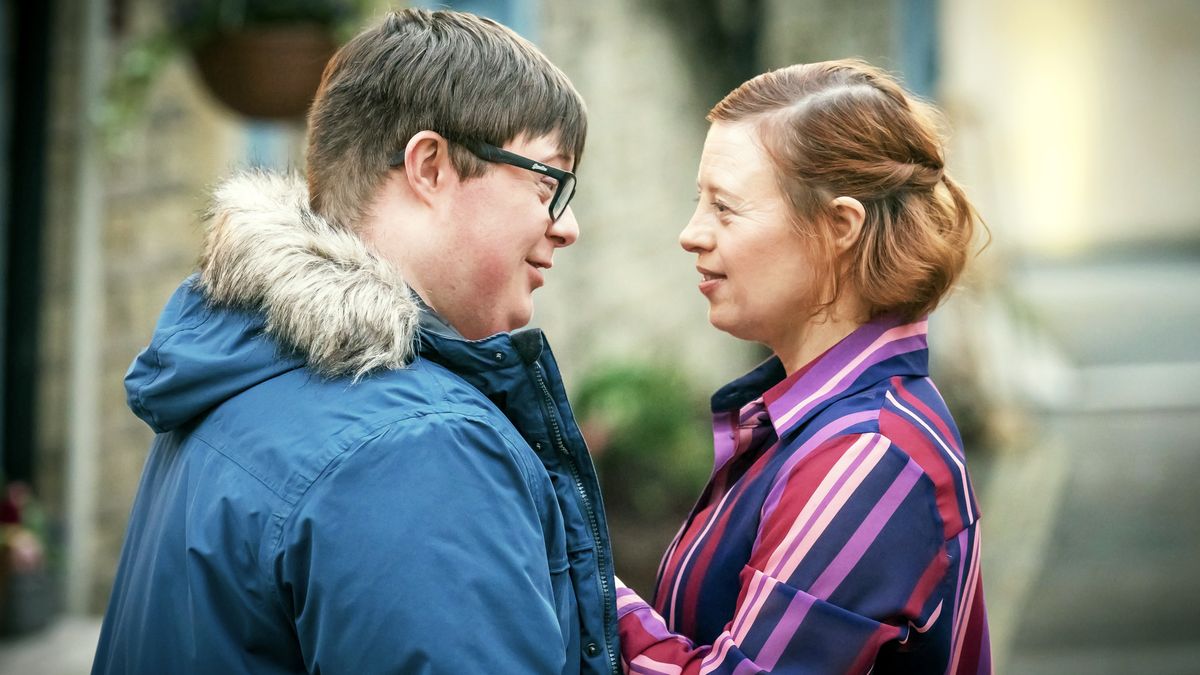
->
<box><xmin>617</xmin><ymin>433</ymin><xmax>973</xmax><ymax>674</ymax></box>
<box><xmin>274</xmin><ymin>411</ymin><xmax>568</xmax><ymax>675</ymax></box>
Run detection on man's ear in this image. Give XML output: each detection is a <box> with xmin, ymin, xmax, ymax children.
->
<box><xmin>402</xmin><ymin>131</ymin><xmax>456</xmax><ymax>207</ymax></box>
<box><xmin>829</xmin><ymin>196</ymin><xmax>866</xmax><ymax>255</ymax></box>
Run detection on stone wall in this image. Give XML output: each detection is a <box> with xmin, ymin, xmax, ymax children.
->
<box><xmin>39</xmin><ymin>0</ymin><xmax>253</xmax><ymax>611</ymax></box>
<box><xmin>90</xmin><ymin>64</ymin><xmax>245</xmax><ymax>610</ymax></box>
<box><xmin>535</xmin><ymin>1</ymin><xmax>753</xmax><ymax>397</ymax></box>
<box><xmin>532</xmin><ymin>0</ymin><xmax>896</xmax><ymax>395</ymax></box>
<box><xmin>760</xmin><ymin>0</ymin><xmax>895</xmax><ymax>70</ymax></box>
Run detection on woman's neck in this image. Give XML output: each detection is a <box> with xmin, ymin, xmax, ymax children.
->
<box><xmin>772</xmin><ymin>299</ymin><xmax>867</xmax><ymax>376</ymax></box>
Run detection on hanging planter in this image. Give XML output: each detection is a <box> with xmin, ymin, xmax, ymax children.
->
<box><xmin>190</xmin><ymin>23</ymin><xmax>338</xmax><ymax>120</ymax></box>
<box><xmin>101</xmin><ymin>1</ymin><xmax>367</xmax><ymax>147</ymax></box>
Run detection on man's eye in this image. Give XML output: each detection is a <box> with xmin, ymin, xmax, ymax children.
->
<box><xmin>713</xmin><ymin>200</ymin><xmax>730</xmax><ymax>213</ymax></box>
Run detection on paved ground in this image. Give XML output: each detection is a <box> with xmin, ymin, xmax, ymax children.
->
<box><xmin>983</xmin><ymin>251</ymin><xmax>1200</xmax><ymax>673</ymax></box>
<box><xmin>0</xmin><ymin>617</ymin><xmax>100</xmax><ymax>675</ymax></box>
<box><xmin>992</xmin><ymin>409</ymin><xmax>1200</xmax><ymax>674</ymax></box>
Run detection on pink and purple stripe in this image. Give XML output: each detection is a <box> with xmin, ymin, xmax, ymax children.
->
<box><xmin>615</xmin><ymin>316</ymin><xmax>990</xmax><ymax>674</ymax></box>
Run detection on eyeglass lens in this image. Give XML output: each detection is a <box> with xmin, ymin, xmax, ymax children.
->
<box><xmin>552</xmin><ymin>175</ymin><xmax>577</xmax><ymax>220</ymax></box>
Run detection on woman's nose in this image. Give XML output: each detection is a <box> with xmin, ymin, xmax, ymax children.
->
<box><xmin>679</xmin><ymin>212</ymin><xmax>712</xmax><ymax>253</ymax></box>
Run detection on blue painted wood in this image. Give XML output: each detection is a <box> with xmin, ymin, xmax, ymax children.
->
<box><xmin>894</xmin><ymin>0</ymin><xmax>940</xmax><ymax>100</ymax></box>
<box><xmin>412</xmin><ymin>0</ymin><xmax>538</xmax><ymax>42</ymax></box>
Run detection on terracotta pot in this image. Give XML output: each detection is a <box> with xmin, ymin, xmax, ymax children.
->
<box><xmin>191</xmin><ymin>24</ymin><xmax>337</xmax><ymax>120</ymax></box>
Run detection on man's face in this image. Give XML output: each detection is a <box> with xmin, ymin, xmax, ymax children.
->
<box><xmin>432</xmin><ymin>133</ymin><xmax>579</xmax><ymax>339</ymax></box>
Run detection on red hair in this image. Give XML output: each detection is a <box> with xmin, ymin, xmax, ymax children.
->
<box><xmin>709</xmin><ymin>59</ymin><xmax>984</xmax><ymax>321</ymax></box>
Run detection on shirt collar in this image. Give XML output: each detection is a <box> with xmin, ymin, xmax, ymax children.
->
<box><xmin>711</xmin><ymin>314</ymin><xmax>931</xmax><ymax>440</ymax></box>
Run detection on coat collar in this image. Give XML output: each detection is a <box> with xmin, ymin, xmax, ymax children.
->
<box><xmin>712</xmin><ymin>315</ymin><xmax>931</xmax><ymax>440</ymax></box>
<box><xmin>197</xmin><ymin>170</ymin><xmax>422</xmax><ymax>379</ymax></box>
<box><xmin>197</xmin><ymin>170</ymin><xmax>564</xmax><ymax>392</ymax></box>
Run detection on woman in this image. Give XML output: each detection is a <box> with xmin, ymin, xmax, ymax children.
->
<box><xmin>616</xmin><ymin>60</ymin><xmax>990</xmax><ymax>673</ymax></box>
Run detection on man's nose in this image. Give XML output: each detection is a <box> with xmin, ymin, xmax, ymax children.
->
<box><xmin>549</xmin><ymin>206</ymin><xmax>579</xmax><ymax>247</ymax></box>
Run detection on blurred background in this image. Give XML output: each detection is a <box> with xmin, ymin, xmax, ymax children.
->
<box><xmin>0</xmin><ymin>0</ymin><xmax>1197</xmax><ymax>672</ymax></box>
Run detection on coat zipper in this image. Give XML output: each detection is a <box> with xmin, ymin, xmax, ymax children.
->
<box><xmin>532</xmin><ymin>362</ymin><xmax>618</xmax><ymax>675</ymax></box>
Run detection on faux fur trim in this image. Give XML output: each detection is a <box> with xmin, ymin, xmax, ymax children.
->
<box><xmin>197</xmin><ymin>171</ymin><xmax>419</xmax><ymax>379</ymax></box>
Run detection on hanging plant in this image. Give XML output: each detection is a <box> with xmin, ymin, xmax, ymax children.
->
<box><xmin>101</xmin><ymin>0</ymin><xmax>372</xmax><ymax>149</ymax></box>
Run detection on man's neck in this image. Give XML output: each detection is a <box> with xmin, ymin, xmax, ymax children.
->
<box><xmin>411</xmin><ymin>289</ymin><xmax>465</xmax><ymax>339</ymax></box>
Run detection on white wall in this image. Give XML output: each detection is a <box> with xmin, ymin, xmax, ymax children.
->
<box><xmin>941</xmin><ymin>0</ymin><xmax>1200</xmax><ymax>255</ymax></box>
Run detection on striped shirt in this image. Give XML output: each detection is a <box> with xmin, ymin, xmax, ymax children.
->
<box><xmin>616</xmin><ymin>316</ymin><xmax>991</xmax><ymax>674</ymax></box>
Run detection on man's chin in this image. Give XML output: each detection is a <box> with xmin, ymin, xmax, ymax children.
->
<box><xmin>493</xmin><ymin>300</ymin><xmax>535</xmax><ymax>335</ymax></box>
<box><xmin>509</xmin><ymin>306</ymin><xmax>535</xmax><ymax>332</ymax></box>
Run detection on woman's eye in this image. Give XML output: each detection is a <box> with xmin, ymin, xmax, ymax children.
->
<box><xmin>694</xmin><ymin>192</ymin><xmax>730</xmax><ymax>215</ymax></box>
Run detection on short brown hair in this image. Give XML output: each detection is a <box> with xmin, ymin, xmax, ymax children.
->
<box><xmin>710</xmin><ymin>59</ymin><xmax>983</xmax><ymax>322</ymax></box>
<box><xmin>306</xmin><ymin>9</ymin><xmax>587</xmax><ymax>229</ymax></box>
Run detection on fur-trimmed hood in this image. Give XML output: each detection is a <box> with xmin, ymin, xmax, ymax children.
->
<box><xmin>197</xmin><ymin>171</ymin><xmax>420</xmax><ymax>378</ymax></box>
<box><xmin>125</xmin><ymin>171</ymin><xmax>421</xmax><ymax>432</ymax></box>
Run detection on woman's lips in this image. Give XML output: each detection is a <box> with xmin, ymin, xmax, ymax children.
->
<box><xmin>698</xmin><ymin>268</ymin><xmax>725</xmax><ymax>296</ymax></box>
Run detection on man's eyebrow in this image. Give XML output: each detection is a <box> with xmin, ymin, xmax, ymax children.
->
<box><xmin>538</xmin><ymin>152</ymin><xmax>572</xmax><ymax>169</ymax></box>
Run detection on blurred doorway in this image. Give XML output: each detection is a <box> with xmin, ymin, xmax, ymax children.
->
<box><xmin>2</xmin><ymin>0</ymin><xmax>53</xmax><ymax>487</ymax></box>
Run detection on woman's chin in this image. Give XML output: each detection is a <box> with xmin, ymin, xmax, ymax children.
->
<box><xmin>709</xmin><ymin>308</ymin><xmax>776</xmax><ymax>347</ymax></box>
<box><xmin>707</xmin><ymin>310</ymin><xmax>747</xmax><ymax>340</ymax></box>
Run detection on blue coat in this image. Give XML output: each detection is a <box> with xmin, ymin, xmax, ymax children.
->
<box><xmin>93</xmin><ymin>173</ymin><xmax>618</xmax><ymax>674</ymax></box>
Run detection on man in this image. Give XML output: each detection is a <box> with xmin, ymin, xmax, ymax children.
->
<box><xmin>93</xmin><ymin>9</ymin><xmax>617</xmax><ymax>674</ymax></box>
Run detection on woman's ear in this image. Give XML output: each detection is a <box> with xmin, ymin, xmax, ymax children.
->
<box><xmin>829</xmin><ymin>196</ymin><xmax>866</xmax><ymax>254</ymax></box>
<box><xmin>402</xmin><ymin>131</ymin><xmax>456</xmax><ymax>207</ymax></box>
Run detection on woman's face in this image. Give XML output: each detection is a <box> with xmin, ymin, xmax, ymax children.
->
<box><xmin>680</xmin><ymin>121</ymin><xmax>825</xmax><ymax>349</ymax></box>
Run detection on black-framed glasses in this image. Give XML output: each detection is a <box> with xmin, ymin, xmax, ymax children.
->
<box><xmin>389</xmin><ymin>137</ymin><xmax>577</xmax><ymax>222</ymax></box>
